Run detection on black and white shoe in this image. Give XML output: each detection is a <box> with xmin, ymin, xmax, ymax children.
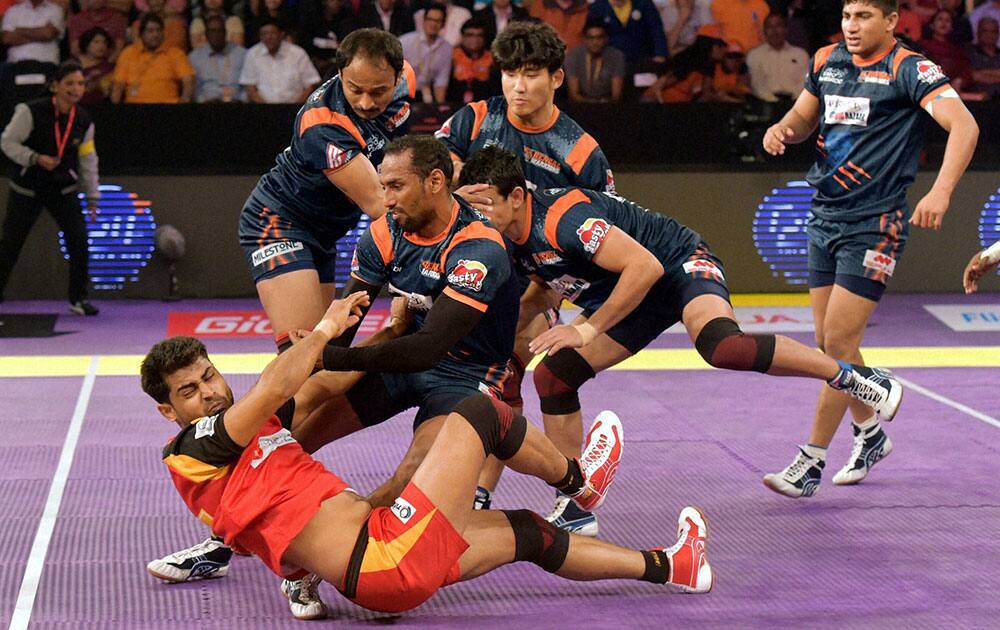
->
<box><xmin>69</xmin><ymin>300</ymin><xmax>99</xmax><ymax>316</ymax></box>
<box><xmin>147</xmin><ymin>537</ymin><xmax>232</xmax><ymax>582</ymax></box>
<box><xmin>832</xmin><ymin>424</ymin><xmax>893</xmax><ymax>485</ymax></box>
<box><xmin>840</xmin><ymin>365</ymin><xmax>903</xmax><ymax>422</ymax></box>
<box><xmin>763</xmin><ymin>447</ymin><xmax>825</xmax><ymax>498</ymax></box>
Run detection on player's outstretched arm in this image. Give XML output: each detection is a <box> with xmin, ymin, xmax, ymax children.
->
<box><xmin>964</xmin><ymin>241</ymin><xmax>1000</xmax><ymax>294</ymax></box>
<box><xmin>326</xmin><ymin>155</ymin><xmax>386</xmax><ymax>220</ymax></box>
<box><xmin>517</xmin><ymin>278</ymin><xmax>561</xmax><ymax>333</ymax></box>
<box><xmin>223</xmin><ymin>292</ymin><xmax>368</xmax><ymax>446</ymax></box>
<box><xmin>762</xmin><ymin>89</ymin><xmax>820</xmax><ymax>156</ymax></box>
<box><xmin>911</xmin><ymin>97</ymin><xmax>979</xmax><ymax>231</ymax></box>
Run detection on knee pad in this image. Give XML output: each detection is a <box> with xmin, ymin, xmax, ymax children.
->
<box><xmin>452</xmin><ymin>394</ymin><xmax>527</xmax><ymax>459</ymax></box>
<box><xmin>694</xmin><ymin>317</ymin><xmax>775</xmax><ymax>373</ymax></box>
<box><xmin>533</xmin><ymin>349</ymin><xmax>596</xmax><ymax>415</ymax></box>
<box><xmin>501</xmin><ymin>509</ymin><xmax>570</xmax><ymax>573</ymax></box>
<box><xmin>500</xmin><ymin>353</ymin><xmax>527</xmax><ymax>409</ymax></box>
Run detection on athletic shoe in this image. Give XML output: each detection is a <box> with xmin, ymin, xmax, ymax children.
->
<box><xmin>280</xmin><ymin>573</ymin><xmax>328</xmax><ymax>621</ymax></box>
<box><xmin>659</xmin><ymin>506</ymin><xmax>713</xmax><ymax>594</ymax></box>
<box><xmin>146</xmin><ymin>537</ymin><xmax>232</xmax><ymax>582</ymax></box>
<box><xmin>69</xmin><ymin>300</ymin><xmax>99</xmax><ymax>316</ymax></box>
<box><xmin>832</xmin><ymin>424</ymin><xmax>893</xmax><ymax>485</ymax></box>
<box><xmin>546</xmin><ymin>494</ymin><xmax>599</xmax><ymax>537</ymax></box>
<box><xmin>843</xmin><ymin>365</ymin><xmax>903</xmax><ymax>422</ymax></box>
<box><xmin>474</xmin><ymin>486</ymin><xmax>492</xmax><ymax>510</ymax></box>
<box><xmin>570</xmin><ymin>410</ymin><xmax>623</xmax><ymax>512</ymax></box>
<box><xmin>762</xmin><ymin>447</ymin><xmax>825</xmax><ymax>498</ymax></box>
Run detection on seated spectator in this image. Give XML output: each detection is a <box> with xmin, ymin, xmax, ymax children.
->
<box><xmin>414</xmin><ymin>0</ymin><xmax>470</xmax><ymax>47</ymax></box>
<box><xmin>76</xmin><ymin>26</ymin><xmax>116</xmax><ymax>103</ymax></box>
<box><xmin>938</xmin><ymin>0</ymin><xmax>973</xmax><ymax>43</ymax></box>
<box><xmin>447</xmin><ymin>17</ymin><xmax>497</xmax><ymax>102</ymax></box>
<box><xmin>709</xmin><ymin>42</ymin><xmax>750</xmax><ymax>102</ymax></box>
<box><xmin>969</xmin><ymin>16</ymin><xmax>1000</xmax><ymax>98</ymax></box>
<box><xmin>131</xmin><ymin>0</ymin><xmax>189</xmax><ymax>50</ymax></box>
<box><xmin>190</xmin><ymin>0</ymin><xmax>245</xmax><ymax>48</ymax></box>
<box><xmin>972</xmin><ymin>0</ymin><xmax>1000</xmax><ymax>38</ymax></box>
<box><xmin>896</xmin><ymin>2</ymin><xmax>924</xmax><ymax>41</ymax></box>
<box><xmin>710</xmin><ymin>0</ymin><xmax>768</xmax><ymax>53</ymax></box>
<box><xmin>565</xmin><ymin>20</ymin><xmax>625</xmax><ymax>102</ymax></box>
<box><xmin>135</xmin><ymin>0</ymin><xmax>187</xmax><ymax>18</ymax></box>
<box><xmin>745</xmin><ymin>12</ymin><xmax>808</xmax><ymax>103</ymax></box>
<box><xmin>106</xmin><ymin>0</ymin><xmax>134</xmax><ymax>19</ymax></box>
<box><xmin>588</xmin><ymin>0</ymin><xmax>667</xmax><ymax>68</ymax></box>
<box><xmin>655</xmin><ymin>0</ymin><xmax>712</xmax><ymax>55</ymax></box>
<box><xmin>299</xmin><ymin>0</ymin><xmax>357</xmax><ymax>77</ymax></box>
<box><xmin>189</xmin><ymin>13</ymin><xmax>245</xmax><ymax>101</ymax></box>
<box><xmin>239</xmin><ymin>18</ymin><xmax>319</xmax><ymax>102</ymax></box>
<box><xmin>401</xmin><ymin>2</ymin><xmax>451</xmax><ymax>102</ymax></box>
<box><xmin>112</xmin><ymin>14</ymin><xmax>195</xmax><ymax>102</ymax></box>
<box><xmin>528</xmin><ymin>0</ymin><xmax>588</xmax><ymax>50</ymax></box>
<box><xmin>245</xmin><ymin>0</ymin><xmax>296</xmax><ymax>46</ymax></box>
<box><xmin>1</xmin><ymin>0</ymin><xmax>64</xmax><ymax>64</ymax></box>
<box><xmin>472</xmin><ymin>0</ymin><xmax>528</xmax><ymax>46</ymax></box>
<box><xmin>921</xmin><ymin>8</ymin><xmax>973</xmax><ymax>90</ymax></box>
<box><xmin>357</xmin><ymin>0</ymin><xmax>414</xmax><ymax>37</ymax></box>
<box><xmin>644</xmin><ymin>33</ymin><xmax>721</xmax><ymax>102</ymax></box>
<box><xmin>68</xmin><ymin>0</ymin><xmax>127</xmax><ymax>60</ymax></box>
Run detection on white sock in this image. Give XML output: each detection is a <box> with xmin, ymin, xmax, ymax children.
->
<box><xmin>854</xmin><ymin>414</ymin><xmax>880</xmax><ymax>435</ymax></box>
<box><xmin>802</xmin><ymin>443</ymin><xmax>827</xmax><ymax>461</ymax></box>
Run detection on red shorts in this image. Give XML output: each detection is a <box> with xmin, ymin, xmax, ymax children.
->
<box><xmin>339</xmin><ymin>483</ymin><xmax>468</xmax><ymax>613</ymax></box>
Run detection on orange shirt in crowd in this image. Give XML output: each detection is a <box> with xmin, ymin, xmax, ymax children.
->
<box><xmin>131</xmin><ymin>15</ymin><xmax>189</xmax><ymax>51</ymax></box>
<box><xmin>710</xmin><ymin>0</ymin><xmax>769</xmax><ymax>53</ymax></box>
<box><xmin>529</xmin><ymin>0</ymin><xmax>589</xmax><ymax>50</ymax></box>
<box><xmin>896</xmin><ymin>8</ymin><xmax>922</xmax><ymax>41</ymax></box>
<box><xmin>113</xmin><ymin>41</ymin><xmax>194</xmax><ymax>103</ymax></box>
<box><xmin>659</xmin><ymin>72</ymin><xmax>704</xmax><ymax>102</ymax></box>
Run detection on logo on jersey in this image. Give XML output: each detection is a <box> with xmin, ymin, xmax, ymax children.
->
<box><xmin>819</xmin><ymin>66</ymin><xmax>846</xmax><ymax>84</ymax></box>
<box><xmin>195</xmin><ymin>415</ymin><xmax>219</xmax><ymax>439</ymax></box>
<box><xmin>532</xmin><ymin>250</ymin><xmax>562</xmax><ymax>266</ymax></box>
<box><xmin>391</xmin><ymin>497</ymin><xmax>417</xmax><ymax>524</ymax></box>
<box><xmin>547</xmin><ymin>274</ymin><xmax>591</xmax><ymax>302</ymax></box>
<box><xmin>326</xmin><ymin>142</ymin><xmax>348</xmax><ymax>170</ymax></box>
<box><xmin>434</xmin><ymin>115</ymin><xmax>453</xmax><ymax>139</ymax></box>
<box><xmin>863</xmin><ymin>249</ymin><xmax>896</xmax><ymax>276</ymax></box>
<box><xmin>250</xmin><ymin>429</ymin><xmax>297</xmax><ymax>469</ymax></box>
<box><xmin>448</xmin><ymin>259</ymin><xmax>489</xmax><ymax>292</ymax></box>
<box><xmin>523</xmin><ymin>147</ymin><xmax>561</xmax><ymax>174</ymax></box>
<box><xmin>858</xmin><ymin>70</ymin><xmax>891</xmax><ymax>85</ymax></box>
<box><xmin>386</xmin><ymin>102</ymin><xmax>410</xmax><ymax>130</ymax></box>
<box><xmin>350</xmin><ymin>250</ymin><xmax>359</xmax><ymax>273</ymax></box>
<box><xmin>420</xmin><ymin>260</ymin><xmax>442</xmax><ymax>280</ymax></box>
<box><xmin>251</xmin><ymin>241</ymin><xmax>305</xmax><ymax>267</ymax></box>
<box><xmin>823</xmin><ymin>95</ymin><xmax>870</xmax><ymax>126</ymax></box>
<box><xmin>605</xmin><ymin>169</ymin><xmax>616</xmax><ymax>192</ymax></box>
<box><xmin>576</xmin><ymin>218</ymin><xmax>610</xmax><ymax>254</ymax></box>
<box><xmin>916</xmin><ymin>60</ymin><xmax>946</xmax><ymax>84</ymax></box>
<box><xmin>682</xmin><ymin>259</ymin><xmax>725</xmax><ymax>281</ymax></box>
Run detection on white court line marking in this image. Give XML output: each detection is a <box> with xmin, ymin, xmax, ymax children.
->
<box><xmin>9</xmin><ymin>356</ymin><xmax>98</xmax><ymax>630</ymax></box>
<box><xmin>896</xmin><ymin>375</ymin><xmax>1000</xmax><ymax>430</ymax></box>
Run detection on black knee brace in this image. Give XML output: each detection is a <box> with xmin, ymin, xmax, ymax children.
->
<box><xmin>452</xmin><ymin>394</ymin><xmax>527</xmax><ymax>459</ymax></box>
<box><xmin>502</xmin><ymin>509</ymin><xmax>570</xmax><ymax>573</ymax></box>
<box><xmin>533</xmin><ymin>349</ymin><xmax>596</xmax><ymax>415</ymax></box>
<box><xmin>694</xmin><ymin>317</ymin><xmax>775</xmax><ymax>373</ymax></box>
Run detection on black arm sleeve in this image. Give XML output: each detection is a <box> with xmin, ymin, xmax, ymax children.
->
<box><xmin>322</xmin><ymin>293</ymin><xmax>484</xmax><ymax>372</ymax></box>
<box><xmin>329</xmin><ymin>276</ymin><xmax>383</xmax><ymax>347</ymax></box>
<box><xmin>275</xmin><ymin>398</ymin><xmax>296</xmax><ymax>430</ymax></box>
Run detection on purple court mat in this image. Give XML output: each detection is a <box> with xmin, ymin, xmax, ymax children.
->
<box><xmin>2</xmin><ymin>296</ymin><xmax>999</xmax><ymax>628</ymax></box>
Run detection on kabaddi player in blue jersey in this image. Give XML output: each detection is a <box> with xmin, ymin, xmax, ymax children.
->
<box><xmin>436</xmin><ymin>22</ymin><xmax>616</xmax><ymax>530</ymax></box>
<box><xmin>238</xmin><ymin>29</ymin><xmax>416</xmax><ymax>347</ymax></box>
<box><xmin>458</xmin><ymin>145</ymin><xmax>907</xmax><ymax>502</ymax></box>
<box><xmin>761</xmin><ymin>0</ymin><xmax>978</xmax><ymax>498</ymax></box>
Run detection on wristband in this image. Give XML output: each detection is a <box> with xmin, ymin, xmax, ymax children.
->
<box><xmin>574</xmin><ymin>322</ymin><xmax>598</xmax><ymax>346</ymax></box>
<box><xmin>982</xmin><ymin>241</ymin><xmax>1000</xmax><ymax>265</ymax></box>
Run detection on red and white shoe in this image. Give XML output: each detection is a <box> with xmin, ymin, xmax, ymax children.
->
<box><xmin>570</xmin><ymin>410</ymin><xmax>623</xmax><ymax>512</ymax></box>
<box><xmin>660</xmin><ymin>506</ymin><xmax>713</xmax><ymax>594</ymax></box>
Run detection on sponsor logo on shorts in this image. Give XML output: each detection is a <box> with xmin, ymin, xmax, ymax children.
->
<box><xmin>547</xmin><ymin>274</ymin><xmax>591</xmax><ymax>302</ymax></box>
<box><xmin>682</xmin><ymin>259</ymin><xmax>725</xmax><ymax>281</ymax></box>
<box><xmin>386</xmin><ymin>102</ymin><xmax>410</xmax><ymax>130</ymax></box>
<box><xmin>523</xmin><ymin>147</ymin><xmax>561</xmax><ymax>174</ymax></box>
<box><xmin>448</xmin><ymin>259</ymin><xmax>488</xmax><ymax>292</ymax></box>
<box><xmin>916</xmin><ymin>60</ymin><xmax>946</xmax><ymax>84</ymax></box>
<box><xmin>195</xmin><ymin>415</ymin><xmax>219</xmax><ymax>439</ymax></box>
<box><xmin>576</xmin><ymin>218</ymin><xmax>610</xmax><ymax>254</ymax></box>
<box><xmin>858</xmin><ymin>70</ymin><xmax>891</xmax><ymax>85</ymax></box>
<box><xmin>251</xmin><ymin>241</ymin><xmax>305</xmax><ymax>267</ymax></box>
<box><xmin>819</xmin><ymin>66</ymin><xmax>846</xmax><ymax>84</ymax></box>
<box><xmin>391</xmin><ymin>497</ymin><xmax>417</xmax><ymax>524</ymax></box>
<box><xmin>824</xmin><ymin>95</ymin><xmax>870</xmax><ymax>126</ymax></box>
<box><xmin>532</xmin><ymin>250</ymin><xmax>562</xmax><ymax>266</ymax></box>
<box><xmin>251</xmin><ymin>428</ymin><xmax>297</xmax><ymax>469</ymax></box>
<box><xmin>326</xmin><ymin>143</ymin><xmax>348</xmax><ymax>170</ymax></box>
<box><xmin>863</xmin><ymin>249</ymin><xmax>896</xmax><ymax>276</ymax></box>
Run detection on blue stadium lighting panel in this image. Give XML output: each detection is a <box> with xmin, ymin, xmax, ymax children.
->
<box><xmin>982</xmin><ymin>189</ymin><xmax>1000</xmax><ymax>275</ymax></box>
<box><xmin>753</xmin><ymin>180</ymin><xmax>815</xmax><ymax>286</ymax></box>
<box><xmin>59</xmin><ymin>184</ymin><xmax>156</xmax><ymax>291</ymax></box>
<box><xmin>335</xmin><ymin>215</ymin><xmax>370</xmax><ymax>287</ymax></box>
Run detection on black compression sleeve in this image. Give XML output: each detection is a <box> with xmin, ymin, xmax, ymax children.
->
<box><xmin>322</xmin><ymin>293</ymin><xmax>484</xmax><ymax>372</ymax></box>
<box><xmin>329</xmin><ymin>277</ymin><xmax>382</xmax><ymax>347</ymax></box>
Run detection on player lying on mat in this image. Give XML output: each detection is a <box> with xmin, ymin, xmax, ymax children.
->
<box><xmin>140</xmin><ymin>293</ymin><xmax>712</xmax><ymax>617</ymax></box>
<box><xmin>963</xmin><ymin>240</ymin><xmax>1000</xmax><ymax>294</ymax></box>
<box><xmin>456</xmin><ymin>146</ymin><xmax>905</xmax><ymax>499</ymax></box>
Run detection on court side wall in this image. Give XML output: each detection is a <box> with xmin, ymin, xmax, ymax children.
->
<box><xmin>0</xmin><ymin>171</ymin><xmax>995</xmax><ymax>299</ymax></box>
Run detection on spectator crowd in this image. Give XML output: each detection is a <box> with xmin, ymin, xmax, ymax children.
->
<box><xmin>2</xmin><ymin>0</ymin><xmax>1000</xmax><ymax>106</ymax></box>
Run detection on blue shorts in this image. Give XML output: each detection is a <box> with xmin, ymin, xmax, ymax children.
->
<box><xmin>345</xmin><ymin>362</ymin><xmax>509</xmax><ymax>430</ymax></box>
<box><xmin>807</xmin><ymin>207</ymin><xmax>908</xmax><ymax>301</ymax></box>
<box><xmin>583</xmin><ymin>243</ymin><xmax>731</xmax><ymax>354</ymax></box>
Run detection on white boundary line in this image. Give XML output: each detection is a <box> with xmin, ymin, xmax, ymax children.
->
<box><xmin>896</xmin><ymin>375</ymin><xmax>1000</xmax><ymax>430</ymax></box>
<box><xmin>9</xmin><ymin>356</ymin><xmax>98</xmax><ymax>630</ymax></box>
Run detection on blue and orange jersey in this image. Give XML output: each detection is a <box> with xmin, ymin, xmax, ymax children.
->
<box><xmin>249</xmin><ymin>63</ymin><xmax>417</xmax><ymax>247</ymax></box>
<box><xmin>804</xmin><ymin>40</ymin><xmax>953</xmax><ymax>221</ymax></box>
<box><xmin>351</xmin><ymin>197</ymin><xmax>518</xmax><ymax>376</ymax></box>
<box><xmin>162</xmin><ymin>401</ymin><xmax>349</xmax><ymax>539</ymax></box>
<box><xmin>509</xmin><ymin>188</ymin><xmax>701</xmax><ymax>310</ymax></box>
<box><xmin>435</xmin><ymin>96</ymin><xmax>615</xmax><ymax>193</ymax></box>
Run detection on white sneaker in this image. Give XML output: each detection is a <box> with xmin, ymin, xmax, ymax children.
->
<box><xmin>660</xmin><ymin>506</ymin><xmax>712</xmax><ymax>594</ymax></box>
<box><xmin>146</xmin><ymin>537</ymin><xmax>232</xmax><ymax>582</ymax></box>
<box><xmin>545</xmin><ymin>494</ymin><xmax>599</xmax><ymax>536</ymax></box>
<box><xmin>763</xmin><ymin>447</ymin><xmax>825</xmax><ymax>498</ymax></box>
<box><xmin>280</xmin><ymin>573</ymin><xmax>328</xmax><ymax>620</ymax></box>
<box><xmin>832</xmin><ymin>424</ymin><xmax>893</xmax><ymax>485</ymax></box>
